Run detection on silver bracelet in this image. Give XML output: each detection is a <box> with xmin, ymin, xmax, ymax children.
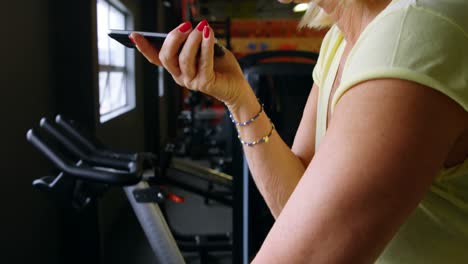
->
<box><xmin>229</xmin><ymin>99</ymin><xmax>264</xmax><ymax>127</ymax></box>
<box><xmin>238</xmin><ymin>121</ymin><xmax>275</xmax><ymax>147</ymax></box>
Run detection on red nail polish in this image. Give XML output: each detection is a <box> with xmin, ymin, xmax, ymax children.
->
<box><xmin>197</xmin><ymin>19</ymin><xmax>208</xmax><ymax>31</ymax></box>
<box><xmin>179</xmin><ymin>21</ymin><xmax>192</xmax><ymax>33</ymax></box>
<box><xmin>128</xmin><ymin>35</ymin><xmax>136</xmax><ymax>44</ymax></box>
<box><xmin>203</xmin><ymin>26</ymin><xmax>210</xmax><ymax>38</ymax></box>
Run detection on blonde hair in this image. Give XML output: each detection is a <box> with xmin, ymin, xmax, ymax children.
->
<box><xmin>300</xmin><ymin>0</ymin><xmax>380</xmax><ymax>29</ymax></box>
<box><xmin>299</xmin><ymin>1</ymin><xmax>334</xmax><ymax>29</ymax></box>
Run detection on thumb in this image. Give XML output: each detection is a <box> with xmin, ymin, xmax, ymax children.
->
<box><xmin>131</xmin><ymin>32</ymin><xmax>162</xmax><ymax>66</ymax></box>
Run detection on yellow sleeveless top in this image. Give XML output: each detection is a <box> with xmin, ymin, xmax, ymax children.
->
<box><xmin>312</xmin><ymin>0</ymin><xmax>468</xmax><ymax>262</ymax></box>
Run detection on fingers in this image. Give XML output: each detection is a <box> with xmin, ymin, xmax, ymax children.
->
<box><xmin>199</xmin><ymin>26</ymin><xmax>216</xmax><ymax>88</ymax></box>
<box><xmin>132</xmin><ymin>20</ymin><xmax>217</xmax><ymax>92</ymax></box>
<box><xmin>159</xmin><ymin>21</ymin><xmax>193</xmax><ymax>77</ymax></box>
<box><xmin>130</xmin><ymin>32</ymin><xmax>161</xmax><ymax>66</ymax></box>
<box><xmin>178</xmin><ymin>19</ymin><xmax>208</xmax><ymax>86</ymax></box>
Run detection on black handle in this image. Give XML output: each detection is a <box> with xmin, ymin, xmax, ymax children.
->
<box><xmin>26</xmin><ymin>129</ymin><xmax>141</xmax><ymax>185</ymax></box>
<box><xmin>40</xmin><ymin>118</ymin><xmax>132</xmax><ymax>170</ymax></box>
<box><xmin>55</xmin><ymin>115</ymin><xmax>95</xmax><ymax>152</ymax></box>
<box><xmin>55</xmin><ymin>115</ymin><xmax>137</xmax><ymax>161</ymax></box>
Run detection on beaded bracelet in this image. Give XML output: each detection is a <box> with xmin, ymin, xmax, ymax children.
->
<box><xmin>229</xmin><ymin>100</ymin><xmax>264</xmax><ymax>127</ymax></box>
<box><xmin>238</xmin><ymin>121</ymin><xmax>275</xmax><ymax>147</ymax></box>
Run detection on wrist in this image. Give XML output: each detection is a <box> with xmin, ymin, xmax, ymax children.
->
<box><xmin>226</xmin><ymin>90</ymin><xmax>261</xmax><ymax>126</ymax></box>
<box><xmin>225</xmin><ymin>80</ymin><xmax>257</xmax><ymax>113</ymax></box>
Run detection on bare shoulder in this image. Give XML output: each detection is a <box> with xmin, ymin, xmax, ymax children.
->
<box><xmin>331</xmin><ymin>78</ymin><xmax>467</xmax><ymax>141</ymax></box>
<box><xmin>252</xmin><ymin>78</ymin><xmax>467</xmax><ymax>263</ymax></box>
<box><xmin>326</xmin><ymin>78</ymin><xmax>467</xmax><ymax>173</ymax></box>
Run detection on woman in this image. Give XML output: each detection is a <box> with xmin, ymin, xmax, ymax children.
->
<box><xmin>130</xmin><ymin>0</ymin><xmax>468</xmax><ymax>262</ymax></box>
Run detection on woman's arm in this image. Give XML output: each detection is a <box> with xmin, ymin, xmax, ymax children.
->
<box><xmin>132</xmin><ymin>23</ymin><xmax>319</xmax><ymax>218</ymax></box>
<box><xmin>229</xmin><ymin>84</ymin><xmax>319</xmax><ymax>217</ymax></box>
<box><xmin>292</xmin><ymin>84</ymin><xmax>319</xmax><ymax>167</ymax></box>
<box><xmin>252</xmin><ymin>79</ymin><xmax>467</xmax><ymax>263</ymax></box>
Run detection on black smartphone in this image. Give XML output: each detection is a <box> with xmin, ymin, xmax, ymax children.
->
<box><xmin>108</xmin><ymin>29</ymin><xmax>225</xmax><ymax>57</ymax></box>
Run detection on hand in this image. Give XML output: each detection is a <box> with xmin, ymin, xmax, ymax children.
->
<box><xmin>130</xmin><ymin>20</ymin><xmax>251</xmax><ymax>108</ymax></box>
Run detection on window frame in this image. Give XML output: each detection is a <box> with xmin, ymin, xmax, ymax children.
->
<box><xmin>97</xmin><ymin>0</ymin><xmax>136</xmax><ymax>123</ymax></box>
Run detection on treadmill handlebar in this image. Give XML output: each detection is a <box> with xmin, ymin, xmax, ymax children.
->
<box><xmin>40</xmin><ymin>118</ymin><xmax>133</xmax><ymax>170</ymax></box>
<box><xmin>55</xmin><ymin>115</ymin><xmax>138</xmax><ymax>161</ymax></box>
<box><xmin>26</xmin><ymin>129</ymin><xmax>141</xmax><ymax>185</ymax></box>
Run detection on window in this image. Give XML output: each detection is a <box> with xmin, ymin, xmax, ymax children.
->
<box><xmin>97</xmin><ymin>0</ymin><xmax>135</xmax><ymax>123</ymax></box>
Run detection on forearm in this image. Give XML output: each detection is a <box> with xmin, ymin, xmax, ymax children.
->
<box><xmin>227</xmin><ymin>82</ymin><xmax>306</xmax><ymax>217</ymax></box>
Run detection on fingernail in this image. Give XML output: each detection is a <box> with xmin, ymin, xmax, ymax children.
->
<box><xmin>197</xmin><ymin>19</ymin><xmax>208</xmax><ymax>32</ymax></box>
<box><xmin>203</xmin><ymin>26</ymin><xmax>210</xmax><ymax>38</ymax></box>
<box><xmin>179</xmin><ymin>21</ymin><xmax>192</xmax><ymax>33</ymax></box>
<box><xmin>129</xmin><ymin>35</ymin><xmax>136</xmax><ymax>44</ymax></box>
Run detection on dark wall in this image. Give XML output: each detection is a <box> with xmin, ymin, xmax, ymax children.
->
<box><xmin>0</xmin><ymin>0</ymin><xmax>183</xmax><ymax>262</ymax></box>
<box><xmin>0</xmin><ymin>0</ymin><xmax>163</xmax><ymax>263</ymax></box>
<box><xmin>0</xmin><ymin>1</ymin><xmax>60</xmax><ymax>263</ymax></box>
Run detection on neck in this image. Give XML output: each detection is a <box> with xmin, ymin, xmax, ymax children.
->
<box><xmin>318</xmin><ymin>0</ymin><xmax>391</xmax><ymax>45</ymax></box>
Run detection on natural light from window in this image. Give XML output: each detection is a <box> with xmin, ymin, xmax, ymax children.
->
<box><xmin>97</xmin><ymin>0</ymin><xmax>135</xmax><ymax>122</ymax></box>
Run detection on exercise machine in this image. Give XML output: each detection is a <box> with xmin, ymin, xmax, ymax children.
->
<box><xmin>27</xmin><ymin>115</ymin><xmax>233</xmax><ymax>263</ymax></box>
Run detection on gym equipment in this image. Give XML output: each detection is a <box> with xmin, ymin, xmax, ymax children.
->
<box><xmin>27</xmin><ymin>115</ymin><xmax>234</xmax><ymax>263</ymax></box>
